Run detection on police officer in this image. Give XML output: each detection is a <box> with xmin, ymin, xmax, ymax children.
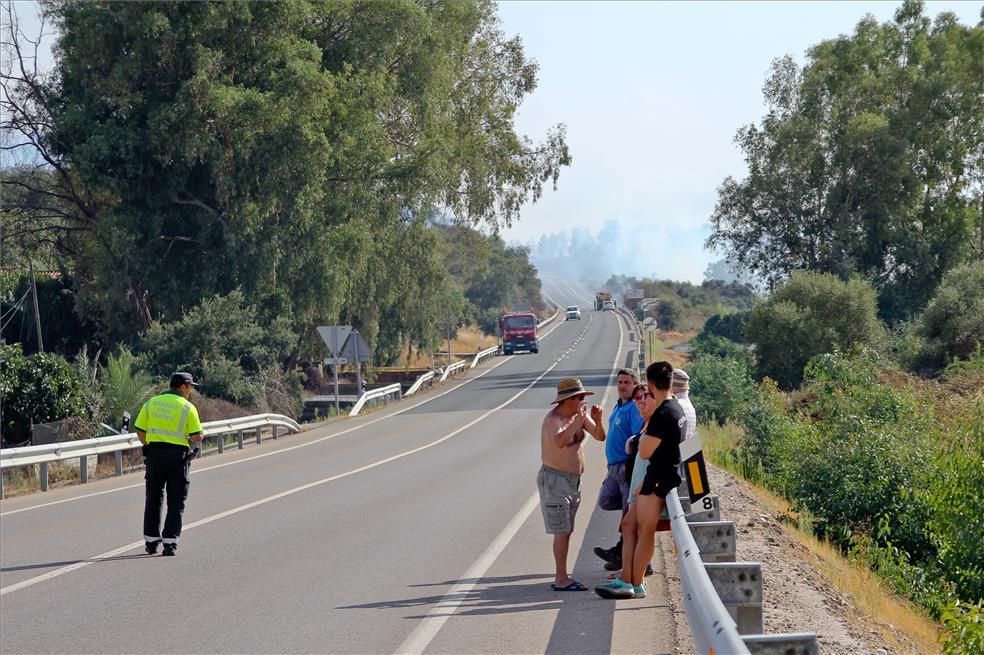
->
<box><xmin>135</xmin><ymin>372</ymin><xmax>203</xmax><ymax>556</ymax></box>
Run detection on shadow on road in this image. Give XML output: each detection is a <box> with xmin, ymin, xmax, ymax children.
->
<box><xmin>543</xmin><ymin>496</ymin><xmax>620</xmax><ymax>654</ymax></box>
<box><xmin>1</xmin><ymin>553</ymin><xmax>154</xmax><ymax>573</ymax></box>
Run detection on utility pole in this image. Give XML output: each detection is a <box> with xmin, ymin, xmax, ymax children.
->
<box><xmin>28</xmin><ymin>259</ymin><xmax>43</xmax><ymax>353</ymax></box>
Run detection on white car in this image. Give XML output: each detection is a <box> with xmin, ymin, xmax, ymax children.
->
<box><xmin>565</xmin><ymin>305</ymin><xmax>581</xmax><ymax>320</ymax></box>
<box><xmin>602</xmin><ymin>300</ymin><xmax>615</xmax><ymax>311</ymax></box>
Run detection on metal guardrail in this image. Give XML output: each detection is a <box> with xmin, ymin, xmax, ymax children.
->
<box><xmin>669</xmin><ymin>487</ymin><xmax>820</xmax><ymax>654</ymax></box>
<box><xmin>470</xmin><ymin>344</ymin><xmax>500</xmax><ymax>368</ymax></box>
<box><xmin>668</xmin><ymin>489</ymin><xmax>751</xmax><ymax>654</ymax></box>
<box><xmin>404</xmin><ymin>371</ymin><xmax>435</xmax><ymax>397</ymax></box>
<box><xmin>348</xmin><ymin>383</ymin><xmax>402</xmax><ymax>417</ymax></box>
<box><xmin>0</xmin><ymin>414</ymin><xmax>303</xmax><ymax>498</ymax></box>
<box><xmin>537</xmin><ymin>309</ymin><xmax>559</xmax><ymax>329</ymax></box>
<box><xmin>439</xmin><ymin>360</ymin><xmax>468</xmax><ymax>383</ymax></box>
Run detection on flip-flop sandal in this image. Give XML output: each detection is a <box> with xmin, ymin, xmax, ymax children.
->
<box><xmin>551</xmin><ymin>580</ymin><xmax>588</xmax><ymax>591</ymax></box>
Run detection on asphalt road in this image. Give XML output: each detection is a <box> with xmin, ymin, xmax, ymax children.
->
<box><xmin>0</xmin><ymin>277</ymin><xmax>686</xmax><ymax>655</ymax></box>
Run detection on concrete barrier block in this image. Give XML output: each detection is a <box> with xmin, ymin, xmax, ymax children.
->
<box><xmin>742</xmin><ymin>633</ymin><xmax>818</xmax><ymax>655</ymax></box>
<box><xmin>705</xmin><ymin>562</ymin><xmax>763</xmax><ymax>634</ymax></box>
<box><xmin>685</xmin><ymin>494</ymin><xmax>721</xmax><ymax>522</ymax></box>
<box><xmin>688</xmin><ymin>520</ymin><xmax>736</xmax><ymax>562</ymax></box>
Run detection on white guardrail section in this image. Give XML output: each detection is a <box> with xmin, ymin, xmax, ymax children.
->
<box><xmin>667</xmin><ymin>489</ymin><xmax>751</xmax><ymax>654</ymax></box>
<box><xmin>470</xmin><ymin>344</ymin><xmax>500</xmax><ymax>368</ymax></box>
<box><xmin>348</xmin><ymin>382</ymin><xmax>402</xmax><ymax>417</ymax></box>
<box><xmin>537</xmin><ymin>308</ymin><xmax>559</xmax><ymax>329</ymax></box>
<box><xmin>439</xmin><ymin>360</ymin><xmax>468</xmax><ymax>383</ymax></box>
<box><xmin>0</xmin><ymin>414</ymin><xmax>302</xmax><ymax>498</ymax></box>
<box><xmin>404</xmin><ymin>371</ymin><xmax>435</xmax><ymax>397</ymax></box>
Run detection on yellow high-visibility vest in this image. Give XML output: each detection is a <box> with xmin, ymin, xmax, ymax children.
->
<box><xmin>135</xmin><ymin>391</ymin><xmax>202</xmax><ymax>447</ymax></box>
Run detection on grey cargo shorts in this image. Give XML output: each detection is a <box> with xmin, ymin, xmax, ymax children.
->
<box><xmin>536</xmin><ymin>465</ymin><xmax>581</xmax><ymax>534</ymax></box>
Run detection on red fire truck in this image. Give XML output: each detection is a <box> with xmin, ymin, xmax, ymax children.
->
<box><xmin>500</xmin><ymin>311</ymin><xmax>539</xmax><ymax>355</ymax></box>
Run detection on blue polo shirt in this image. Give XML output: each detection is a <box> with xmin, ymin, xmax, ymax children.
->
<box><xmin>606</xmin><ymin>398</ymin><xmax>644</xmax><ymax>465</ymax></box>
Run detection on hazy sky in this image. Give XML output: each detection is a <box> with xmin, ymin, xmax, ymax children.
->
<box><xmin>495</xmin><ymin>1</ymin><xmax>983</xmax><ymax>282</ymax></box>
<box><xmin>6</xmin><ymin>1</ymin><xmax>982</xmax><ymax>283</ymax></box>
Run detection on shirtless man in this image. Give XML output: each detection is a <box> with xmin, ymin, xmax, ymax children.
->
<box><xmin>538</xmin><ymin>378</ymin><xmax>606</xmax><ymax>591</ymax></box>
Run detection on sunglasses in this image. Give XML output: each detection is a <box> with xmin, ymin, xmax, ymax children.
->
<box><xmin>633</xmin><ymin>392</ymin><xmax>653</xmax><ymax>401</ymax></box>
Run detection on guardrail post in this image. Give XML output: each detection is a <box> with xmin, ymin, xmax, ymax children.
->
<box><xmin>0</xmin><ymin>473</ymin><xmax>4</xmax><ymax>499</ymax></box>
<box><xmin>237</xmin><ymin>430</ymin><xmax>244</xmax><ymax>449</ymax></box>
<box><xmin>704</xmin><ymin>562</ymin><xmax>764</xmax><ymax>634</ymax></box>
<box><xmin>255</xmin><ymin>427</ymin><xmax>262</xmax><ymax>445</ymax></box>
<box><xmin>40</xmin><ymin>462</ymin><xmax>49</xmax><ymax>492</ymax></box>
<box><xmin>688</xmin><ymin>520</ymin><xmax>737</xmax><ymax>562</ymax></box>
<box><xmin>742</xmin><ymin>633</ymin><xmax>819</xmax><ymax>655</ymax></box>
<box><xmin>217</xmin><ymin>434</ymin><xmax>224</xmax><ymax>454</ymax></box>
<box><xmin>272</xmin><ymin>426</ymin><xmax>279</xmax><ymax>440</ymax></box>
<box><xmin>80</xmin><ymin>455</ymin><xmax>88</xmax><ymax>484</ymax></box>
<box><xmin>115</xmin><ymin>450</ymin><xmax>124</xmax><ymax>476</ymax></box>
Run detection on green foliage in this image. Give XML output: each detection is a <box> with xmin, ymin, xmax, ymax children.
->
<box><xmin>920</xmin><ymin>261</ymin><xmax>984</xmax><ymax>369</ymax></box>
<box><xmin>14</xmin><ymin>0</ymin><xmax>567</xmax><ymax>356</ymax></box>
<box><xmin>605</xmin><ymin>274</ymin><xmax>756</xmax><ymax>331</ymax></box>
<box><xmin>700</xmin><ymin>312</ymin><xmax>748</xmax><ymax>343</ymax></box>
<box><xmin>98</xmin><ymin>347</ymin><xmax>156</xmax><ymax>429</ymax></box>
<box><xmin>913</xmin><ymin>394</ymin><xmax>984</xmax><ymax>602</ymax></box>
<box><xmin>696</xmin><ymin>346</ymin><xmax>984</xmax><ymax>649</ymax></box>
<box><xmin>0</xmin><ymin>273</ymin><xmax>101</xmax><ymax>359</ymax></box>
<box><xmin>139</xmin><ymin>290</ymin><xmax>295</xmax><ymax>407</ymax></box>
<box><xmin>0</xmin><ymin>343</ymin><xmax>92</xmax><ymax>444</ymax></box>
<box><xmin>688</xmin><ymin>351</ymin><xmax>755</xmax><ymax>426</ymax></box>
<box><xmin>708</xmin><ymin>2</ymin><xmax>984</xmax><ymax>322</ymax></box>
<box><xmin>745</xmin><ymin>272</ymin><xmax>885</xmax><ymax>388</ymax></box>
<box><xmin>940</xmin><ymin>600</ymin><xmax>984</xmax><ymax>655</ymax></box>
<box><xmin>437</xmin><ymin>225</ymin><xmax>545</xmax><ymax>335</ymax></box>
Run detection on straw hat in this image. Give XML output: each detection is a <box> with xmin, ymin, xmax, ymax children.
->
<box><xmin>551</xmin><ymin>378</ymin><xmax>594</xmax><ymax>404</ymax></box>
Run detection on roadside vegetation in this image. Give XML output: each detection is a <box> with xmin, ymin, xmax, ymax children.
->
<box><xmin>0</xmin><ymin>0</ymin><xmax>567</xmax><ymax>441</ymax></box>
<box><xmin>684</xmin><ymin>3</ymin><xmax>982</xmax><ymax>650</ymax></box>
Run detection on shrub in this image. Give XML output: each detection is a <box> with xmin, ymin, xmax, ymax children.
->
<box><xmin>99</xmin><ymin>347</ymin><xmax>157</xmax><ymax>430</ymax></box>
<box><xmin>921</xmin><ymin>261</ymin><xmax>984</xmax><ymax>369</ymax></box>
<box><xmin>140</xmin><ymin>290</ymin><xmax>296</xmax><ymax>407</ymax></box>
<box><xmin>0</xmin><ymin>344</ymin><xmax>93</xmax><ymax>445</ymax></box>
<box><xmin>941</xmin><ymin>600</ymin><xmax>984</xmax><ymax>655</ymax></box>
<box><xmin>688</xmin><ymin>352</ymin><xmax>755</xmax><ymax>426</ymax></box>
<box><xmin>745</xmin><ymin>272</ymin><xmax>885</xmax><ymax>388</ymax></box>
<box><xmin>700</xmin><ymin>312</ymin><xmax>748</xmax><ymax>342</ymax></box>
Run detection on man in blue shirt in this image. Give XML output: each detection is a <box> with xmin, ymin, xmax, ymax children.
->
<box><xmin>593</xmin><ymin>369</ymin><xmax>645</xmax><ymax>567</ymax></box>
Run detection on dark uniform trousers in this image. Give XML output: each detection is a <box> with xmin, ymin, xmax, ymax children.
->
<box><xmin>143</xmin><ymin>445</ymin><xmax>191</xmax><ymax>543</ymax></box>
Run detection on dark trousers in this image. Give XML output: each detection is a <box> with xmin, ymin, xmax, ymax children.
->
<box><xmin>143</xmin><ymin>448</ymin><xmax>190</xmax><ymax>544</ymax></box>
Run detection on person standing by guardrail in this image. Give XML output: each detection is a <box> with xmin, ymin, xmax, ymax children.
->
<box><xmin>538</xmin><ymin>378</ymin><xmax>606</xmax><ymax>591</ymax></box>
<box><xmin>595</xmin><ymin>362</ymin><xmax>684</xmax><ymax>599</ymax></box>
<box><xmin>135</xmin><ymin>372</ymin><xmax>204</xmax><ymax>557</ymax></box>
<box><xmin>593</xmin><ymin>369</ymin><xmax>644</xmax><ymax>572</ymax></box>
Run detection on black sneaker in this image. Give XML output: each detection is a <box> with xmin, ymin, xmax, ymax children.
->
<box><xmin>593</xmin><ymin>545</ymin><xmax>620</xmax><ymax>564</ymax></box>
<box><xmin>604</xmin><ymin>559</ymin><xmax>623</xmax><ymax>571</ymax></box>
<box><xmin>645</xmin><ymin>563</ymin><xmax>654</xmax><ymax>576</ymax></box>
<box><xmin>145</xmin><ymin>541</ymin><xmax>160</xmax><ymax>555</ymax></box>
<box><xmin>162</xmin><ymin>544</ymin><xmax>177</xmax><ymax>557</ymax></box>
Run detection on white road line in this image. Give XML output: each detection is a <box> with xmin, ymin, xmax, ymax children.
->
<box><xmin>1</xmin><ymin>325</ymin><xmax>581</xmax><ymax>597</ymax></box>
<box><xmin>394</xmin><ymin>304</ymin><xmax>626</xmax><ymax>655</ymax></box>
<box><xmin>1</xmin><ymin>315</ymin><xmax>572</xmax><ymax>518</ymax></box>
<box><xmin>395</xmin><ymin>493</ymin><xmax>540</xmax><ymax>655</ymax></box>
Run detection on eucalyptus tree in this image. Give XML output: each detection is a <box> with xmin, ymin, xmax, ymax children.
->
<box><xmin>708</xmin><ymin>0</ymin><xmax>984</xmax><ymax>321</ymax></box>
<box><xmin>3</xmin><ymin>0</ymin><xmax>569</xmax><ymax>359</ymax></box>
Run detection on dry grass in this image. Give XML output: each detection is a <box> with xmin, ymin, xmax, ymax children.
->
<box><xmin>643</xmin><ymin>329</ymin><xmax>696</xmax><ymax>368</ymax></box>
<box><xmin>733</xmin><ymin>479</ymin><xmax>943</xmax><ymax>654</ymax></box>
<box><xmin>397</xmin><ymin>325</ymin><xmax>498</xmax><ymax>368</ymax></box>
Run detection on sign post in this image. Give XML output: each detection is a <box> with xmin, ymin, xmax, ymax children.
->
<box><xmin>317</xmin><ymin>326</ymin><xmax>353</xmax><ymax>416</ymax></box>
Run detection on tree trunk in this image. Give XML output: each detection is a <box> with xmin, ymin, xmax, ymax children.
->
<box><xmin>128</xmin><ymin>278</ymin><xmax>152</xmax><ymax>330</ymax></box>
